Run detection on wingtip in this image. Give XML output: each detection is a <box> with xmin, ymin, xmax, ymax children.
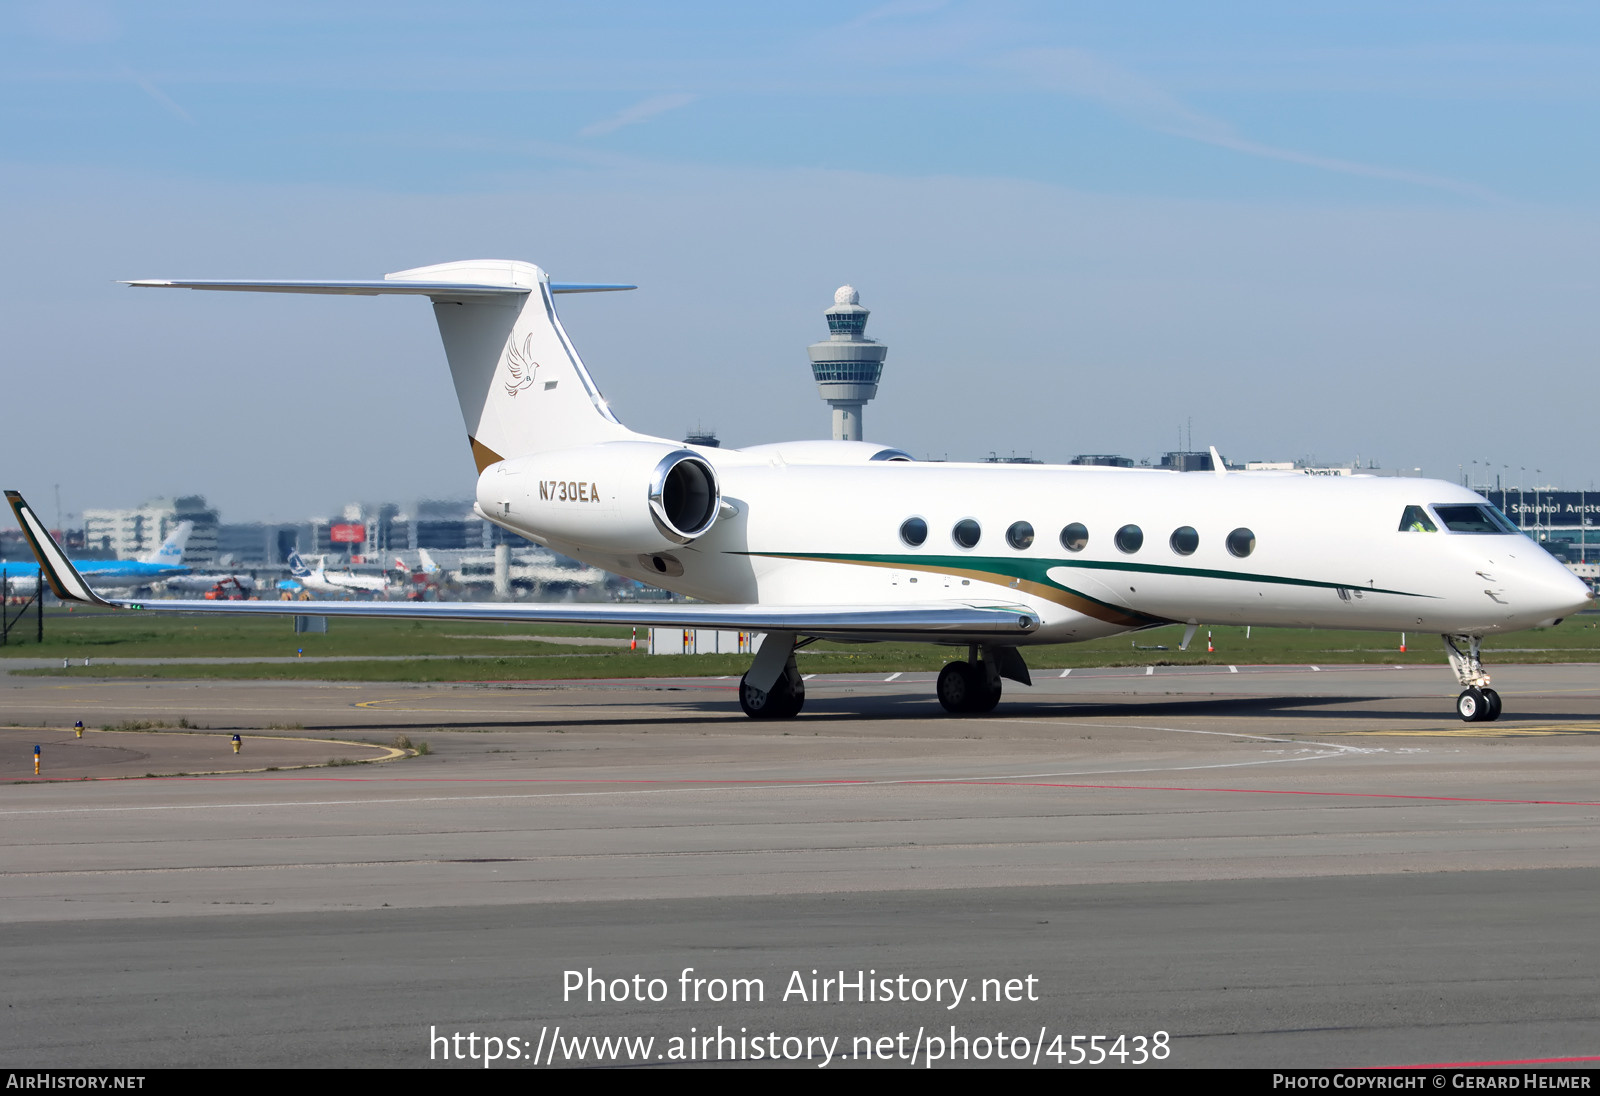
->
<box><xmin>5</xmin><ymin>490</ymin><xmax>110</xmax><ymax>605</ymax></box>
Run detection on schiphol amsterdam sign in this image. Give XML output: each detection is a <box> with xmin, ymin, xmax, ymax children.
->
<box><xmin>1483</xmin><ymin>489</ymin><xmax>1600</xmax><ymax>527</ymax></box>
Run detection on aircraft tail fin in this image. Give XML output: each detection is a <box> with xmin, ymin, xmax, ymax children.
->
<box><xmin>3</xmin><ymin>491</ymin><xmax>113</xmax><ymax>605</ymax></box>
<box><xmin>142</xmin><ymin>520</ymin><xmax>193</xmax><ymax>566</ymax></box>
<box><xmin>126</xmin><ymin>260</ymin><xmax>642</xmax><ymax>471</ymax></box>
<box><xmin>286</xmin><ymin>549</ymin><xmax>313</xmax><ymax>578</ymax></box>
<box><xmin>418</xmin><ymin>548</ymin><xmax>440</xmax><ymax>576</ymax></box>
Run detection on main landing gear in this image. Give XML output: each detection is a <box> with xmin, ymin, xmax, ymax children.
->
<box><xmin>936</xmin><ymin>659</ymin><xmax>1001</xmax><ymax>714</ymax></box>
<box><xmin>734</xmin><ymin>639</ymin><xmax>1033</xmax><ymax>720</ymax></box>
<box><xmin>1443</xmin><ymin>634</ymin><xmax>1501</xmax><ymax>722</ymax></box>
<box><xmin>935</xmin><ymin>645</ymin><xmax>1031</xmax><ymax>715</ymax></box>
<box><xmin>737</xmin><ymin>632</ymin><xmax>805</xmax><ymax>720</ymax></box>
<box><xmin>739</xmin><ymin>662</ymin><xmax>805</xmax><ymax>719</ymax></box>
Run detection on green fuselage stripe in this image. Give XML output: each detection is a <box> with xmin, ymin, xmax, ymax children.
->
<box><xmin>736</xmin><ymin>551</ymin><xmax>1430</xmax><ymax>606</ymax></box>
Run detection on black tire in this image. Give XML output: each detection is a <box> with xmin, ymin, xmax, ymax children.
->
<box><xmin>780</xmin><ymin>675</ymin><xmax>806</xmax><ymax>718</ymax></box>
<box><xmin>1457</xmin><ymin>688</ymin><xmax>1487</xmax><ymax>722</ymax></box>
<box><xmin>740</xmin><ymin>671</ymin><xmax>802</xmax><ymax>720</ymax></box>
<box><xmin>967</xmin><ymin>663</ymin><xmax>1002</xmax><ymax>713</ymax></box>
<box><xmin>1482</xmin><ymin>688</ymin><xmax>1502</xmax><ymax>722</ymax></box>
<box><xmin>937</xmin><ymin>661</ymin><xmax>1002</xmax><ymax>714</ymax></box>
<box><xmin>937</xmin><ymin>662</ymin><xmax>975</xmax><ymax>714</ymax></box>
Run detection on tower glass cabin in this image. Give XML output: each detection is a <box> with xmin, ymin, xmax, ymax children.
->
<box><xmin>807</xmin><ymin>285</ymin><xmax>887</xmax><ymax>442</ymax></box>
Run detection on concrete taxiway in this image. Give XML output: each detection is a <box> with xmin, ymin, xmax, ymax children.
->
<box><xmin>2</xmin><ymin>664</ymin><xmax>1598</xmax><ymax>1069</ymax></box>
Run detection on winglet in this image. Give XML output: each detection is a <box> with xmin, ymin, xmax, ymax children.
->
<box><xmin>3</xmin><ymin>491</ymin><xmax>113</xmax><ymax>605</ymax></box>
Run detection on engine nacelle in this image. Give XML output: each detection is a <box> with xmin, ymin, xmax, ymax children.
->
<box><xmin>477</xmin><ymin>441</ymin><xmax>720</xmax><ymax>553</ymax></box>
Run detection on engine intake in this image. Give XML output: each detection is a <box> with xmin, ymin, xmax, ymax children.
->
<box><xmin>650</xmin><ymin>450</ymin><xmax>718</xmax><ymax>543</ymax></box>
<box><xmin>478</xmin><ymin>442</ymin><xmax>721</xmax><ymax>554</ymax></box>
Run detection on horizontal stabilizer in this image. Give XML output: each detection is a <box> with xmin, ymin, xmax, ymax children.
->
<box><xmin>123</xmin><ymin>279</ymin><xmax>633</xmax><ymax>297</ymax></box>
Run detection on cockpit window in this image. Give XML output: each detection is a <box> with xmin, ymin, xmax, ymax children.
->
<box><xmin>1399</xmin><ymin>505</ymin><xmax>1437</xmax><ymax>532</ymax></box>
<box><xmin>1432</xmin><ymin>504</ymin><xmax>1517</xmax><ymax>534</ymax></box>
<box><xmin>1483</xmin><ymin>504</ymin><xmax>1522</xmax><ymax>533</ymax></box>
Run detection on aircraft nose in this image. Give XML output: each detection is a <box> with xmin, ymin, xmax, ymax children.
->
<box><xmin>1524</xmin><ymin>559</ymin><xmax>1595</xmax><ymax>625</ymax></box>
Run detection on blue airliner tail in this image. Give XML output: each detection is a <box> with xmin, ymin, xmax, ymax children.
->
<box><xmin>141</xmin><ymin>521</ymin><xmax>193</xmax><ymax>567</ymax></box>
<box><xmin>286</xmin><ymin>549</ymin><xmax>312</xmax><ymax>578</ymax></box>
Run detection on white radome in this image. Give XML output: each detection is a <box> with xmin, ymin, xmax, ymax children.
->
<box><xmin>834</xmin><ymin>285</ymin><xmax>859</xmax><ymax>306</ymax></box>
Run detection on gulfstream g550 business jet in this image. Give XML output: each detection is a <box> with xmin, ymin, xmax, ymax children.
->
<box><xmin>7</xmin><ymin>259</ymin><xmax>1590</xmax><ymax>722</ymax></box>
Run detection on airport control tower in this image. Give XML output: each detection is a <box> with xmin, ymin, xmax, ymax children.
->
<box><xmin>808</xmin><ymin>285</ymin><xmax>887</xmax><ymax>442</ymax></box>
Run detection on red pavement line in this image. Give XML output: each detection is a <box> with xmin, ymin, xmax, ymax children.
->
<box><xmin>1380</xmin><ymin>1054</ymin><xmax>1600</xmax><ymax>1068</ymax></box>
<box><xmin>18</xmin><ymin>774</ymin><xmax>1600</xmax><ymax>806</ymax></box>
<box><xmin>962</xmin><ymin>781</ymin><xmax>1600</xmax><ymax>807</ymax></box>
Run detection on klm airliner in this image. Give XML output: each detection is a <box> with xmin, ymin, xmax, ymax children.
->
<box><xmin>1</xmin><ymin>522</ymin><xmax>192</xmax><ymax>594</ymax></box>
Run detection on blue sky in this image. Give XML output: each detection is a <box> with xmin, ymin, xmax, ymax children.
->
<box><xmin>4</xmin><ymin>2</ymin><xmax>1599</xmax><ymax>520</ymax></box>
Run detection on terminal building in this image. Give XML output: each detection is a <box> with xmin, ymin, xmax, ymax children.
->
<box><xmin>1477</xmin><ymin>488</ymin><xmax>1598</xmax><ymax>563</ymax></box>
<box><xmin>83</xmin><ymin>496</ymin><xmax>220</xmax><ymax>566</ymax></box>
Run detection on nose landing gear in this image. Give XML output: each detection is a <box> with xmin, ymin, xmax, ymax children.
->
<box><xmin>1455</xmin><ymin>686</ymin><xmax>1502</xmax><ymax>722</ymax></box>
<box><xmin>1444</xmin><ymin>634</ymin><xmax>1502</xmax><ymax>722</ymax></box>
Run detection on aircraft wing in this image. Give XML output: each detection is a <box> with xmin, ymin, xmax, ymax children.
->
<box><xmin>6</xmin><ymin>491</ymin><xmax>1038</xmax><ymax>641</ymax></box>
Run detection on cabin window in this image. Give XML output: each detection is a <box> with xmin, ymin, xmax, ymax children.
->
<box><xmin>1006</xmin><ymin>521</ymin><xmax>1035</xmax><ymax>550</ymax></box>
<box><xmin>1399</xmin><ymin>505</ymin><xmax>1437</xmax><ymax>533</ymax></box>
<box><xmin>1114</xmin><ymin>524</ymin><xmax>1143</xmax><ymax>554</ymax></box>
<box><xmin>1226</xmin><ymin>527</ymin><xmax>1256</xmax><ymax>558</ymax></box>
<box><xmin>953</xmin><ymin>519</ymin><xmax>982</xmax><ymax>549</ymax></box>
<box><xmin>899</xmin><ymin>517</ymin><xmax>928</xmax><ymax>547</ymax></box>
<box><xmin>1169</xmin><ymin>526</ymin><xmax>1199</xmax><ymax>555</ymax></box>
<box><xmin>1059</xmin><ymin>523</ymin><xmax>1088</xmax><ymax>552</ymax></box>
<box><xmin>1433</xmin><ymin>504</ymin><xmax>1516</xmax><ymax>534</ymax></box>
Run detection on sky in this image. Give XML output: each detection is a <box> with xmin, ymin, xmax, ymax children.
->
<box><xmin>3</xmin><ymin>1</ymin><xmax>1598</xmax><ymax>523</ymax></box>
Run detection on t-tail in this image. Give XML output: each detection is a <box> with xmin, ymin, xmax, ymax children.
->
<box><xmin>126</xmin><ymin>261</ymin><xmax>643</xmax><ymax>472</ymax></box>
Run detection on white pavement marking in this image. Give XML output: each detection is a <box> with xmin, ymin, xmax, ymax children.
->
<box><xmin>1311</xmin><ymin>666</ymin><xmax>1322</xmax><ymax>672</ymax></box>
<box><xmin>1229</xmin><ymin>666</ymin><xmax>1238</xmax><ymax>673</ymax></box>
<box><xmin>1146</xmin><ymin>666</ymin><xmax>1154</xmax><ymax>676</ymax></box>
<box><xmin>1058</xmin><ymin>668</ymin><xmax>1072</xmax><ymax>678</ymax></box>
<box><xmin>885</xmin><ymin>672</ymin><xmax>902</xmax><ymax>682</ymax></box>
<box><xmin>990</xmin><ymin>718</ymin><xmax>1374</xmax><ymax>757</ymax></box>
<box><xmin>803</xmin><ymin>674</ymin><xmax>816</xmax><ymax>681</ymax></box>
<box><xmin>0</xmin><ymin>720</ymin><xmax>1374</xmax><ymax>819</ymax></box>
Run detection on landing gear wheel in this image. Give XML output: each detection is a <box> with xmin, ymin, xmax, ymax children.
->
<box><xmin>937</xmin><ymin>661</ymin><xmax>1002</xmax><ymax>715</ymax></box>
<box><xmin>740</xmin><ymin>671</ymin><xmax>803</xmax><ymax>720</ymax></box>
<box><xmin>1482</xmin><ymin>688</ymin><xmax>1502</xmax><ymax>722</ymax></box>
<box><xmin>967</xmin><ymin>669</ymin><xmax>1002</xmax><ymax>714</ymax></box>
<box><xmin>1457</xmin><ymin>688</ymin><xmax>1490</xmax><ymax>722</ymax></box>
<box><xmin>937</xmin><ymin>662</ymin><xmax>975</xmax><ymax>714</ymax></box>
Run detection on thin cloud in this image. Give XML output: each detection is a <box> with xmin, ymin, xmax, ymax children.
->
<box><xmin>843</xmin><ymin>0</ymin><xmax>953</xmax><ymax>30</ymax></box>
<box><xmin>579</xmin><ymin>93</ymin><xmax>699</xmax><ymax>139</ymax></box>
<box><xmin>124</xmin><ymin>67</ymin><xmax>194</xmax><ymax>124</ymax></box>
<box><xmin>1005</xmin><ymin>47</ymin><xmax>1500</xmax><ymax>202</ymax></box>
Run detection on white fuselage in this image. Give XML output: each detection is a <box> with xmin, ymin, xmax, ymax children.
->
<box><xmin>487</xmin><ymin>450</ymin><xmax>1590</xmax><ymax>645</ymax></box>
<box><xmin>291</xmin><ymin>563</ymin><xmax>389</xmax><ymax>597</ymax></box>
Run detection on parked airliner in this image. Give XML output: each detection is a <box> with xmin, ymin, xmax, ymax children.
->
<box><xmin>284</xmin><ymin>549</ymin><xmax>390</xmax><ymax>597</ymax></box>
<box><xmin>7</xmin><ymin>259</ymin><xmax>1591</xmax><ymax>722</ymax></box>
<box><xmin>1</xmin><ymin>521</ymin><xmax>191</xmax><ymax>595</ymax></box>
